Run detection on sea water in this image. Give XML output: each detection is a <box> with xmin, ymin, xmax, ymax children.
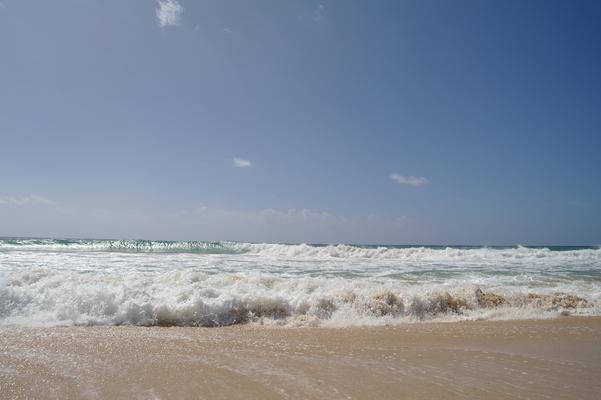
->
<box><xmin>1</xmin><ymin>238</ymin><xmax>600</xmax><ymax>327</ymax></box>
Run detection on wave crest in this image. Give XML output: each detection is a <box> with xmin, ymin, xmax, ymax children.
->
<box><xmin>2</xmin><ymin>239</ymin><xmax>600</xmax><ymax>261</ymax></box>
<box><xmin>1</xmin><ymin>268</ymin><xmax>597</xmax><ymax>327</ymax></box>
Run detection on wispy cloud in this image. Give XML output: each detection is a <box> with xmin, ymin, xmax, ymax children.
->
<box><xmin>297</xmin><ymin>3</ymin><xmax>327</xmax><ymax>23</ymax></box>
<box><xmin>233</xmin><ymin>157</ymin><xmax>252</xmax><ymax>168</ymax></box>
<box><xmin>313</xmin><ymin>3</ymin><xmax>326</xmax><ymax>22</ymax></box>
<box><xmin>390</xmin><ymin>173</ymin><xmax>429</xmax><ymax>187</ymax></box>
<box><xmin>0</xmin><ymin>198</ymin><xmax>412</xmax><ymax>244</ymax></box>
<box><xmin>0</xmin><ymin>195</ymin><xmax>56</xmax><ymax>206</ymax></box>
<box><xmin>179</xmin><ymin>205</ymin><xmax>408</xmax><ymax>244</ymax></box>
<box><xmin>223</xmin><ymin>27</ymin><xmax>232</xmax><ymax>34</ymax></box>
<box><xmin>156</xmin><ymin>0</ymin><xmax>183</xmax><ymax>28</ymax></box>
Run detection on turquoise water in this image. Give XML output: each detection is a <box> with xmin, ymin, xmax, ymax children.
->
<box><xmin>1</xmin><ymin>237</ymin><xmax>598</xmax><ymax>252</ymax></box>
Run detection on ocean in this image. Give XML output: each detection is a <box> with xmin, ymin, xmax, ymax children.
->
<box><xmin>1</xmin><ymin>238</ymin><xmax>600</xmax><ymax>327</ymax></box>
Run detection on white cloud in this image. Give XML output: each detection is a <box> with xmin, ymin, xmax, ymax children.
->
<box><xmin>233</xmin><ymin>157</ymin><xmax>252</xmax><ymax>168</ymax></box>
<box><xmin>390</xmin><ymin>173</ymin><xmax>429</xmax><ymax>187</ymax></box>
<box><xmin>0</xmin><ymin>195</ymin><xmax>56</xmax><ymax>206</ymax></box>
<box><xmin>156</xmin><ymin>0</ymin><xmax>183</xmax><ymax>28</ymax></box>
<box><xmin>223</xmin><ymin>27</ymin><xmax>232</xmax><ymax>34</ymax></box>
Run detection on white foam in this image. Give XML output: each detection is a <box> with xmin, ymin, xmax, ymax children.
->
<box><xmin>1</xmin><ymin>241</ymin><xmax>600</xmax><ymax>327</ymax></box>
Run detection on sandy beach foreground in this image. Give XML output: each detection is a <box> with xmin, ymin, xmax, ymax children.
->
<box><xmin>1</xmin><ymin>318</ymin><xmax>601</xmax><ymax>399</ymax></box>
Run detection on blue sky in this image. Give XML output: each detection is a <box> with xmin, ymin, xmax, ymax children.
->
<box><xmin>1</xmin><ymin>0</ymin><xmax>600</xmax><ymax>244</ymax></box>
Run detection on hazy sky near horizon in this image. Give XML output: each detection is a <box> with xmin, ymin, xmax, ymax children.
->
<box><xmin>1</xmin><ymin>0</ymin><xmax>600</xmax><ymax>244</ymax></box>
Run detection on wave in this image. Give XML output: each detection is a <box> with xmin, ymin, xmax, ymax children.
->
<box><xmin>244</xmin><ymin>243</ymin><xmax>601</xmax><ymax>261</ymax></box>
<box><xmin>1</xmin><ymin>238</ymin><xmax>600</xmax><ymax>260</ymax></box>
<box><xmin>2</xmin><ymin>238</ymin><xmax>600</xmax><ymax>327</ymax></box>
<box><xmin>0</xmin><ymin>238</ymin><xmax>244</xmax><ymax>254</ymax></box>
<box><xmin>1</xmin><ymin>268</ymin><xmax>599</xmax><ymax>327</ymax></box>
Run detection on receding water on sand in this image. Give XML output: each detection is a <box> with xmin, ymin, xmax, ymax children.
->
<box><xmin>2</xmin><ymin>318</ymin><xmax>601</xmax><ymax>399</ymax></box>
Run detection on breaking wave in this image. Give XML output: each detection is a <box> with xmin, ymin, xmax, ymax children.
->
<box><xmin>1</xmin><ymin>239</ymin><xmax>600</xmax><ymax>327</ymax></box>
<box><xmin>0</xmin><ymin>238</ymin><xmax>244</xmax><ymax>254</ymax></box>
<box><xmin>1</xmin><ymin>269</ymin><xmax>598</xmax><ymax>327</ymax></box>
<box><xmin>1</xmin><ymin>238</ymin><xmax>600</xmax><ymax>259</ymax></box>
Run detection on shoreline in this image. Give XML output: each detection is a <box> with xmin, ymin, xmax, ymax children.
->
<box><xmin>2</xmin><ymin>317</ymin><xmax>601</xmax><ymax>399</ymax></box>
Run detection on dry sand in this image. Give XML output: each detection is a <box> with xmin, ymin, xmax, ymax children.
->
<box><xmin>1</xmin><ymin>317</ymin><xmax>601</xmax><ymax>399</ymax></box>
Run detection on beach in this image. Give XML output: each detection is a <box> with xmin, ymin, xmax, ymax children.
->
<box><xmin>2</xmin><ymin>240</ymin><xmax>600</xmax><ymax>398</ymax></box>
<box><xmin>2</xmin><ymin>317</ymin><xmax>601</xmax><ymax>399</ymax></box>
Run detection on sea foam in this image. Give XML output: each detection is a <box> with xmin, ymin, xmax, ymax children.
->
<box><xmin>1</xmin><ymin>239</ymin><xmax>600</xmax><ymax>327</ymax></box>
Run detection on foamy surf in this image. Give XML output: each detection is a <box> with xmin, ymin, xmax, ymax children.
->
<box><xmin>1</xmin><ymin>239</ymin><xmax>600</xmax><ymax>327</ymax></box>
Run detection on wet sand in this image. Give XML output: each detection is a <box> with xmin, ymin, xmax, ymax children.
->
<box><xmin>1</xmin><ymin>317</ymin><xmax>601</xmax><ymax>399</ymax></box>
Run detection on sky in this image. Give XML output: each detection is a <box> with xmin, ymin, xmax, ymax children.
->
<box><xmin>0</xmin><ymin>0</ymin><xmax>600</xmax><ymax>245</ymax></box>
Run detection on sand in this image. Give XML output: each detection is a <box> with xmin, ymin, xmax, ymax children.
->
<box><xmin>1</xmin><ymin>317</ymin><xmax>601</xmax><ymax>399</ymax></box>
